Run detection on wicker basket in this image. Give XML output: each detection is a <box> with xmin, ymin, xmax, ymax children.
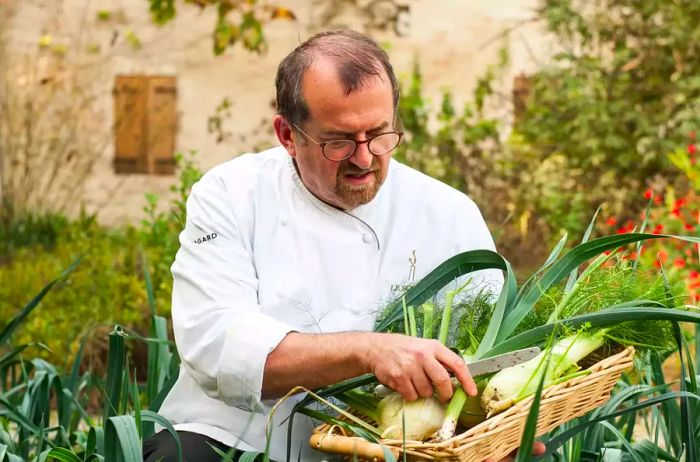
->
<box><xmin>309</xmin><ymin>346</ymin><xmax>635</xmax><ymax>461</ymax></box>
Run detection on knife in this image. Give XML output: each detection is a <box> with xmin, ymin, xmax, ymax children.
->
<box><xmin>374</xmin><ymin>347</ymin><xmax>541</xmax><ymax>396</ymax></box>
<box><xmin>464</xmin><ymin>347</ymin><xmax>541</xmax><ymax>378</ymax></box>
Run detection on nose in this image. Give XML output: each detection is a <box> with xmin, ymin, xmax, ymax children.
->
<box><xmin>349</xmin><ymin>140</ymin><xmax>373</xmax><ymax>170</ymax></box>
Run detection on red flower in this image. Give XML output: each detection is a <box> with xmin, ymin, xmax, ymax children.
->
<box><xmin>653</xmin><ymin>224</ymin><xmax>664</xmax><ymax>234</ymax></box>
<box><xmin>607</xmin><ymin>217</ymin><xmax>617</xmax><ymax>226</ymax></box>
<box><xmin>685</xmin><ymin>223</ymin><xmax>696</xmax><ymax>231</ymax></box>
<box><xmin>654</xmin><ymin>195</ymin><xmax>663</xmax><ymax>205</ymax></box>
<box><xmin>689</xmin><ymin>144</ymin><xmax>697</xmax><ymax>155</ymax></box>
<box><xmin>657</xmin><ymin>249</ymin><xmax>669</xmax><ymax>262</ymax></box>
<box><xmin>616</xmin><ymin>227</ymin><xmax>628</xmax><ymax>234</ymax></box>
<box><xmin>689</xmin><ymin>270</ymin><xmax>700</xmax><ymax>279</ymax></box>
<box><xmin>644</xmin><ymin>188</ymin><xmax>653</xmax><ymax>199</ymax></box>
<box><xmin>671</xmin><ymin>208</ymin><xmax>681</xmax><ymax>218</ymax></box>
<box><xmin>674</xmin><ymin>258</ymin><xmax>686</xmax><ymax>268</ymax></box>
<box><xmin>676</xmin><ymin>198</ymin><xmax>687</xmax><ymax>208</ymax></box>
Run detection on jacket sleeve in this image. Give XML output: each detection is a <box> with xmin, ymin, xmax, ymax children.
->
<box><xmin>170</xmin><ymin>172</ymin><xmax>295</xmax><ymax>413</ymax></box>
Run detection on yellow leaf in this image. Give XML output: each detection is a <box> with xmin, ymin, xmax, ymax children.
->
<box><xmin>38</xmin><ymin>34</ymin><xmax>52</xmax><ymax>47</ymax></box>
<box><xmin>270</xmin><ymin>7</ymin><xmax>296</xmax><ymax>20</ymax></box>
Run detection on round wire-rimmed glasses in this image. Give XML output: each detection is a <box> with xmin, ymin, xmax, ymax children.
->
<box><xmin>292</xmin><ymin>122</ymin><xmax>404</xmax><ymax>162</ymax></box>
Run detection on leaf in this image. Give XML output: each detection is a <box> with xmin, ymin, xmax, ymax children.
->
<box><xmin>0</xmin><ymin>259</ymin><xmax>80</xmax><ymax>346</ymax></box>
<box><xmin>87</xmin><ymin>426</ymin><xmax>104</xmax><ymax>457</ymax></box>
<box><xmin>37</xmin><ymin>447</ymin><xmax>82</xmax><ymax>462</ymax></box>
<box><xmin>476</xmin><ymin>259</ymin><xmax>516</xmax><ymax>357</ymax></box>
<box><xmin>270</xmin><ymin>7</ymin><xmax>296</xmax><ymax>20</ymax></box>
<box><xmin>565</xmin><ymin>207</ymin><xmax>599</xmax><ymax>292</ymax></box>
<box><xmin>514</xmin><ymin>349</ymin><xmax>549</xmax><ymax>462</ymax></box>
<box><xmin>484</xmin><ymin>306</ymin><xmax>700</xmax><ymax>358</ymax></box>
<box><xmin>497</xmin><ymin>233</ymin><xmax>700</xmax><ymax>343</ymax></box>
<box><xmin>104</xmin><ymin>416</ymin><xmax>142</xmax><ymax>462</ymax></box>
<box><xmin>103</xmin><ymin>326</ymin><xmax>127</xmax><ymax>421</ymax></box>
<box><xmin>598</xmin><ymin>422</ymin><xmax>644</xmax><ymax>462</ymax></box>
<box><xmin>375</xmin><ymin>250</ymin><xmax>508</xmax><ymax>332</ymax></box>
<box><xmin>534</xmin><ymin>391</ymin><xmax>700</xmax><ymax>460</ymax></box>
<box><xmin>140</xmin><ymin>411</ymin><xmax>182</xmax><ymax>462</ymax></box>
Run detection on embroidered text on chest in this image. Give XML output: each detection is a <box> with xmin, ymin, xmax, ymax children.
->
<box><xmin>193</xmin><ymin>232</ymin><xmax>218</xmax><ymax>244</ymax></box>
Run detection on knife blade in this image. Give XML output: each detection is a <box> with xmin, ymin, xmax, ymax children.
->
<box><xmin>465</xmin><ymin>347</ymin><xmax>541</xmax><ymax>378</ymax></box>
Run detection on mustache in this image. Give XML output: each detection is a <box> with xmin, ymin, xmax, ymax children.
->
<box><xmin>338</xmin><ymin>158</ymin><xmax>380</xmax><ymax>176</ymax></box>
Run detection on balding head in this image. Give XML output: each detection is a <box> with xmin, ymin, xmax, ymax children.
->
<box><xmin>275</xmin><ymin>30</ymin><xmax>400</xmax><ymax>126</ymax></box>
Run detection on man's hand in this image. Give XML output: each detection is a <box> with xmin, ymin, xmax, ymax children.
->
<box><xmin>365</xmin><ymin>333</ymin><xmax>477</xmax><ymax>403</ymax></box>
<box><xmin>485</xmin><ymin>441</ymin><xmax>547</xmax><ymax>462</ymax></box>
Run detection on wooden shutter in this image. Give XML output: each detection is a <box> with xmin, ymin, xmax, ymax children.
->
<box><xmin>147</xmin><ymin>76</ymin><xmax>177</xmax><ymax>174</ymax></box>
<box><xmin>113</xmin><ymin>75</ymin><xmax>177</xmax><ymax>174</ymax></box>
<box><xmin>113</xmin><ymin>76</ymin><xmax>148</xmax><ymax>173</ymax></box>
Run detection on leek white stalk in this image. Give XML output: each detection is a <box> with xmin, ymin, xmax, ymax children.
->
<box><xmin>481</xmin><ymin>330</ymin><xmax>607</xmax><ymax>416</ymax></box>
<box><xmin>437</xmin><ymin>377</ymin><xmax>488</xmax><ymax>440</ymax></box>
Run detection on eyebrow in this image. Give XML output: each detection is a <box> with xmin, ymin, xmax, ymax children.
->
<box><xmin>320</xmin><ymin>121</ymin><xmax>390</xmax><ymax>138</ymax></box>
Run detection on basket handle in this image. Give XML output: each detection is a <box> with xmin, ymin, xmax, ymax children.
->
<box><xmin>309</xmin><ymin>433</ymin><xmax>400</xmax><ymax>461</ymax></box>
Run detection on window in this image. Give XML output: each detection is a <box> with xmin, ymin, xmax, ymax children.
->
<box><xmin>113</xmin><ymin>75</ymin><xmax>177</xmax><ymax>174</ymax></box>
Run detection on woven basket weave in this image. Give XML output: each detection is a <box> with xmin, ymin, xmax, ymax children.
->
<box><xmin>309</xmin><ymin>346</ymin><xmax>635</xmax><ymax>461</ymax></box>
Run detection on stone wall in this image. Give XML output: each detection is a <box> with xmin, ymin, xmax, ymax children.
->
<box><xmin>2</xmin><ymin>0</ymin><xmax>553</xmax><ymax>224</ymax></box>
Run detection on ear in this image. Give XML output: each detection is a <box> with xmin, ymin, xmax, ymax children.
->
<box><xmin>273</xmin><ymin>115</ymin><xmax>297</xmax><ymax>158</ymax></box>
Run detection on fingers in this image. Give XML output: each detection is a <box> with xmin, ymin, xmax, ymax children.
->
<box><xmin>423</xmin><ymin>357</ymin><xmax>453</xmax><ymax>403</ymax></box>
<box><xmin>436</xmin><ymin>347</ymin><xmax>477</xmax><ymax>397</ymax></box>
<box><xmin>533</xmin><ymin>441</ymin><xmax>546</xmax><ymax>455</ymax></box>
<box><xmin>371</xmin><ymin>335</ymin><xmax>477</xmax><ymax>402</ymax></box>
<box><xmin>501</xmin><ymin>441</ymin><xmax>546</xmax><ymax>461</ymax></box>
<box><xmin>411</xmin><ymin>366</ymin><xmax>435</xmax><ymax>399</ymax></box>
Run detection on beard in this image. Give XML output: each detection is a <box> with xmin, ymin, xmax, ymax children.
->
<box><xmin>334</xmin><ymin>156</ymin><xmax>383</xmax><ymax>208</ymax></box>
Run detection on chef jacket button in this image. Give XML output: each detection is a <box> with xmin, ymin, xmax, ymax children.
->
<box><xmin>362</xmin><ymin>233</ymin><xmax>373</xmax><ymax>244</ymax></box>
<box><xmin>350</xmin><ymin>308</ymin><xmax>361</xmax><ymax>315</ymax></box>
<box><xmin>280</xmin><ymin>218</ymin><xmax>287</xmax><ymax>226</ymax></box>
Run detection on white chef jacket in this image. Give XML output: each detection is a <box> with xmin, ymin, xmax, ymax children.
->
<box><xmin>157</xmin><ymin>146</ymin><xmax>503</xmax><ymax>461</ymax></box>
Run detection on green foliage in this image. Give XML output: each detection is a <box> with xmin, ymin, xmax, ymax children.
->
<box><xmin>148</xmin><ymin>0</ymin><xmax>296</xmax><ymax>55</ymax></box>
<box><xmin>149</xmin><ymin>0</ymin><xmax>175</xmax><ymax>25</ymax></box>
<box><xmin>512</xmin><ymin>0</ymin><xmax>700</xmax><ymax>236</ymax></box>
<box><xmin>138</xmin><ymin>151</ymin><xmax>202</xmax><ymax>282</ymax></box>
<box><xmin>395</xmin><ymin>61</ymin><xmax>501</xmax><ymax>198</ymax></box>
<box><xmin>0</xmin><ymin>221</ymin><xmax>156</xmax><ymax>367</ymax></box>
<box><xmin>0</xmin><ymin>152</ymin><xmax>202</xmax><ymax>368</ymax></box>
<box><xmin>0</xmin><ymin>265</ymin><xmax>182</xmax><ymax>462</ymax></box>
<box><xmin>0</xmin><ymin>212</ymin><xmax>69</xmax><ymax>259</ymax></box>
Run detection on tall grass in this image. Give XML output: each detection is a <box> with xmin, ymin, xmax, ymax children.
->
<box><xmin>0</xmin><ymin>257</ymin><xmax>182</xmax><ymax>462</ymax></box>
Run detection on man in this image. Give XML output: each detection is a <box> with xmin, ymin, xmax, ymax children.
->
<box><xmin>143</xmin><ymin>30</ymin><xmax>543</xmax><ymax>461</ymax></box>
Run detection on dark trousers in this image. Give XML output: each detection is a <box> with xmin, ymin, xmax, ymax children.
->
<box><xmin>142</xmin><ymin>430</ymin><xmax>267</xmax><ymax>462</ymax></box>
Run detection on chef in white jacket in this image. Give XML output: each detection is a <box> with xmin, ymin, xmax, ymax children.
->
<box><xmin>143</xmin><ymin>30</ymin><xmax>534</xmax><ymax>462</ymax></box>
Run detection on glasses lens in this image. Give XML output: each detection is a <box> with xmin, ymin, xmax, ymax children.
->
<box><xmin>368</xmin><ymin>133</ymin><xmax>401</xmax><ymax>155</ymax></box>
<box><xmin>323</xmin><ymin>140</ymin><xmax>356</xmax><ymax>161</ymax></box>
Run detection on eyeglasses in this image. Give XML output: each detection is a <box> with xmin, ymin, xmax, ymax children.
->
<box><xmin>292</xmin><ymin>122</ymin><xmax>403</xmax><ymax>162</ymax></box>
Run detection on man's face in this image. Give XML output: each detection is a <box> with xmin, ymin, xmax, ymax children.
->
<box><xmin>280</xmin><ymin>59</ymin><xmax>396</xmax><ymax>210</ymax></box>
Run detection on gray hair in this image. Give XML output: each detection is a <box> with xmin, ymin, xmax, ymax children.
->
<box><xmin>275</xmin><ymin>30</ymin><xmax>400</xmax><ymax>126</ymax></box>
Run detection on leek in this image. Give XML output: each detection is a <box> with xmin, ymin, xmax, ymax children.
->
<box><xmin>481</xmin><ymin>330</ymin><xmax>607</xmax><ymax>416</ymax></box>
